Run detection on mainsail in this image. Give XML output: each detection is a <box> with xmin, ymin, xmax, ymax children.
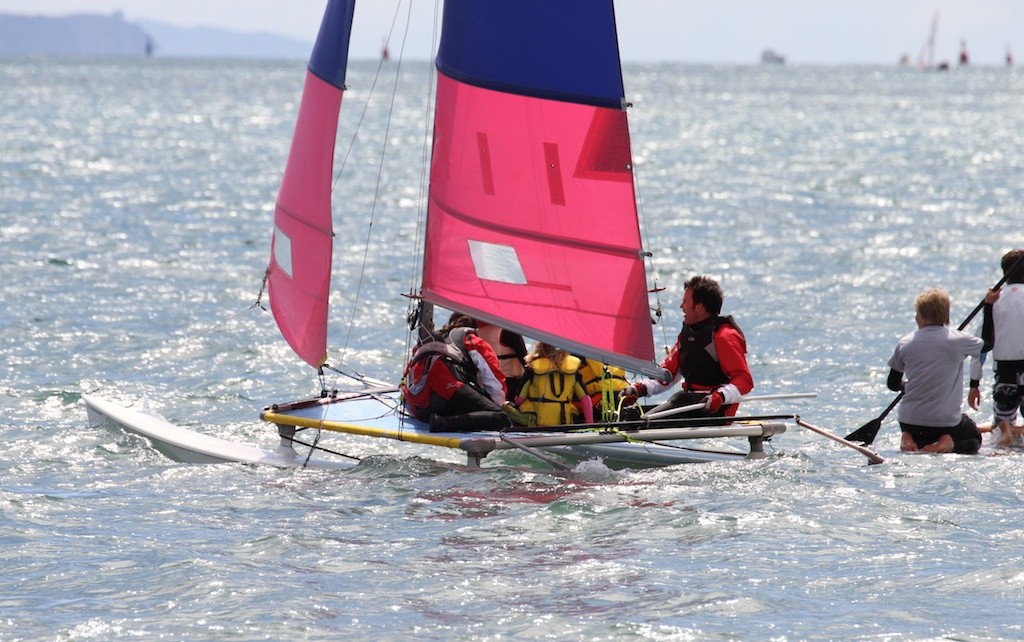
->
<box><xmin>267</xmin><ymin>0</ymin><xmax>356</xmax><ymax>367</ymax></box>
<box><xmin>423</xmin><ymin>0</ymin><xmax>661</xmax><ymax>377</ymax></box>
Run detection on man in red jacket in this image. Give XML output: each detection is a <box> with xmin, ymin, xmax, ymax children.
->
<box><xmin>621</xmin><ymin>275</ymin><xmax>753</xmax><ymax>418</ymax></box>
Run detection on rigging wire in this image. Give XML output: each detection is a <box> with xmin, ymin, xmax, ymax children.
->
<box><xmin>398</xmin><ymin>0</ymin><xmax>443</xmax><ymax>430</ymax></box>
<box><xmin>286</xmin><ymin>431</ymin><xmax>362</xmax><ymax>463</ymax></box>
<box><xmin>333</xmin><ymin>0</ymin><xmax>415</xmax><ymax>368</ymax></box>
<box><xmin>626</xmin><ymin>98</ymin><xmax>671</xmax><ymax>355</ymax></box>
<box><xmin>404</xmin><ymin>0</ymin><xmax>442</xmax><ymax>359</ymax></box>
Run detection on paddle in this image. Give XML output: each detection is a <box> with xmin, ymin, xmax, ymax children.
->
<box><xmin>845</xmin><ymin>251</ymin><xmax>1024</xmax><ymax>445</ymax></box>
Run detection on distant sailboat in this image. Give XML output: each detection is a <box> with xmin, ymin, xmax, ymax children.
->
<box><xmin>760</xmin><ymin>48</ymin><xmax>785</xmax><ymax>65</ymax></box>
<box><xmin>917</xmin><ymin>11</ymin><xmax>949</xmax><ymax>71</ymax></box>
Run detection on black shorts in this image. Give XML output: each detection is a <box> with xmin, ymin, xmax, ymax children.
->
<box><xmin>899</xmin><ymin>414</ymin><xmax>982</xmax><ymax>454</ymax></box>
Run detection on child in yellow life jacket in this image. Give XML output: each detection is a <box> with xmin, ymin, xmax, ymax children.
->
<box><xmin>577</xmin><ymin>358</ymin><xmax>630</xmax><ymax>422</ymax></box>
<box><xmin>508</xmin><ymin>343</ymin><xmax>594</xmax><ymax>427</ymax></box>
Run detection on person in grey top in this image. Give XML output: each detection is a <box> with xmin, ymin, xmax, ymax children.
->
<box><xmin>887</xmin><ymin>288</ymin><xmax>985</xmax><ymax>453</ymax></box>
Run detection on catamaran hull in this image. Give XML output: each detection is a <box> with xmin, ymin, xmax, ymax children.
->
<box><xmin>84</xmin><ymin>391</ymin><xmax>784</xmax><ymax>470</ymax></box>
<box><xmin>261</xmin><ymin>392</ymin><xmax>785</xmax><ymax>469</ymax></box>
<box><xmin>545</xmin><ymin>443</ymin><xmax>752</xmax><ymax>467</ymax></box>
<box><xmin>83</xmin><ymin>394</ymin><xmax>354</xmax><ymax>470</ymax></box>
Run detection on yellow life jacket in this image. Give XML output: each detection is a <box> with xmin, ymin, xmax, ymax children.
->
<box><xmin>519</xmin><ymin>355</ymin><xmax>584</xmax><ymax>426</ymax></box>
<box><xmin>579</xmin><ymin>358</ymin><xmax>630</xmax><ymax>421</ymax></box>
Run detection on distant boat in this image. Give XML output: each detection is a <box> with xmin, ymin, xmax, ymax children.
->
<box><xmin>917</xmin><ymin>11</ymin><xmax>938</xmax><ymax>69</ymax></box>
<box><xmin>760</xmin><ymin>48</ymin><xmax>785</xmax><ymax>65</ymax></box>
<box><xmin>916</xmin><ymin>10</ymin><xmax>949</xmax><ymax>71</ymax></box>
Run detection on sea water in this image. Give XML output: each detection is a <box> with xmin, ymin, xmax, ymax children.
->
<box><xmin>2</xmin><ymin>57</ymin><xmax>1024</xmax><ymax>640</ymax></box>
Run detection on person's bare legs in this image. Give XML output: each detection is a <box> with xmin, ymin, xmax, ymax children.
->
<box><xmin>996</xmin><ymin>419</ymin><xmax>1013</xmax><ymax>447</ymax></box>
<box><xmin>901</xmin><ymin>431</ymin><xmax>919</xmax><ymax>452</ymax></box>
<box><xmin>921</xmin><ymin>434</ymin><xmax>954</xmax><ymax>453</ymax></box>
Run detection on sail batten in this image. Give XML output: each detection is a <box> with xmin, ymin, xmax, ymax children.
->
<box><xmin>423</xmin><ymin>0</ymin><xmax>656</xmax><ymax>372</ymax></box>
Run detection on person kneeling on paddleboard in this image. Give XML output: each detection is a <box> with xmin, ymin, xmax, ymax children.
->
<box><xmin>888</xmin><ymin>288</ymin><xmax>984</xmax><ymax>454</ymax></box>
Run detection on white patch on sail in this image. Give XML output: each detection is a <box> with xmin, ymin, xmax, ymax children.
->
<box><xmin>467</xmin><ymin>240</ymin><xmax>526</xmax><ymax>284</ymax></box>
<box><xmin>273</xmin><ymin>226</ymin><xmax>293</xmax><ymax>278</ymax></box>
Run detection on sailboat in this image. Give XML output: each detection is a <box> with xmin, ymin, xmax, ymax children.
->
<box><xmin>85</xmin><ymin>0</ymin><xmax>805</xmax><ymax>470</ymax></box>
<box><xmin>917</xmin><ymin>11</ymin><xmax>951</xmax><ymax>71</ymax></box>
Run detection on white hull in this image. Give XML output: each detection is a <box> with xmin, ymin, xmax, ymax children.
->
<box><xmin>83</xmin><ymin>394</ymin><xmax>354</xmax><ymax>470</ymax></box>
<box><xmin>547</xmin><ymin>443</ymin><xmax>751</xmax><ymax>467</ymax></box>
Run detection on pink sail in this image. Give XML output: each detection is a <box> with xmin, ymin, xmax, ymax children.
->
<box><xmin>267</xmin><ymin>75</ymin><xmax>339</xmax><ymax>367</ymax></box>
<box><xmin>267</xmin><ymin>0</ymin><xmax>354</xmax><ymax>368</ymax></box>
<box><xmin>422</xmin><ymin>72</ymin><xmax>658</xmax><ymax>375</ymax></box>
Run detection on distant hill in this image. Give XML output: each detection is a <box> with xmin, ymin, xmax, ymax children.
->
<box><xmin>137</xmin><ymin>20</ymin><xmax>311</xmax><ymax>59</ymax></box>
<box><xmin>0</xmin><ymin>12</ymin><xmax>311</xmax><ymax>58</ymax></box>
<box><xmin>0</xmin><ymin>11</ymin><xmax>151</xmax><ymax>56</ymax></box>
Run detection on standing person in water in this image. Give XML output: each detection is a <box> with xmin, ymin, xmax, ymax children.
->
<box><xmin>969</xmin><ymin>249</ymin><xmax>1024</xmax><ymax>447</ymax></box>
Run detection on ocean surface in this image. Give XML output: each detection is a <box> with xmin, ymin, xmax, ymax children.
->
<box><xmin>3</xmin><ymin>56</ymin><xmax>1024</xmax><ymax>640</ymax></box>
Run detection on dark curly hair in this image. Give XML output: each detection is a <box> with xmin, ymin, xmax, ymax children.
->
<box><xmin>1002</xmin><ymin>249</ymin><xmax>1024</xmax><ymax>283</ymax></box>
<box><xmin>683</xmin><ymin>275</ymin><xmax>724</xmax><ymax>315</ymax></box>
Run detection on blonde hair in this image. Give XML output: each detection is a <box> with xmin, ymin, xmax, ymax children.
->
<box><xmin>915</xmin><ymin>288</ymin><xmax>950</xmax><ymax>326</ymax></box>
<box><xmin>526</xmin><ymin>342</ymin><xmax>568</xmax><ymax>369</ymax></box>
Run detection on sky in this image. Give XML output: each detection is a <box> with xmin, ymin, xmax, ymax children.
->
<box><xmin>3</xmin><ymin>1</ymin><xmax>1022</xmax><ymax>65</ymax></box>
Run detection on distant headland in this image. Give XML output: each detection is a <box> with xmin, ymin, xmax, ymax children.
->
<box><xmin>0</xmin><ymin>11</ymin><xmax>311</xmax><ymax>58</ymax></box>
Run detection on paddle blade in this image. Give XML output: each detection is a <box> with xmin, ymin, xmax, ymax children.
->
<box><xmin>844</xmin><ymin>418</ymin><xmax>882</xmax><ymax>445</ymax></box>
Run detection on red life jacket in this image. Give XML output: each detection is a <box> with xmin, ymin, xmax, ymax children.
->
<box><xmin>401</xmin><ymin>327</ymin><xmax>479</xmax><ymax>420</ymax></box>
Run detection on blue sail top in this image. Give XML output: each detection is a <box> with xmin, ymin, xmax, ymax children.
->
<box><xmin>309</xmin><ymin>0</ymin><xmax>356</xmax><ymax>89</ymax></box>
<box><xmin>436</xmin><ymin>0</ymin><xmax>625</xmax><ymax>109</ymax></box>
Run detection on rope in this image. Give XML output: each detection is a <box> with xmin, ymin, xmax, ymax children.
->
<box><xmin>625</xmin><ymin>99</ymin><xmax>667</xmax><ymax>350</ymax></box>
<box><xmin>287</xmin><ymin>431</ymin><xmax>362</xmax><ymax>464</ymax></box>
<box><xmin>337</xmin><ymin>0</ymin><xmax>417</xmax><ymax>367</ymax></box>
<box><xmin>399</xmin><ymin>0</ymin><xmax>442</xmax><ymax>430</ymax></box>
